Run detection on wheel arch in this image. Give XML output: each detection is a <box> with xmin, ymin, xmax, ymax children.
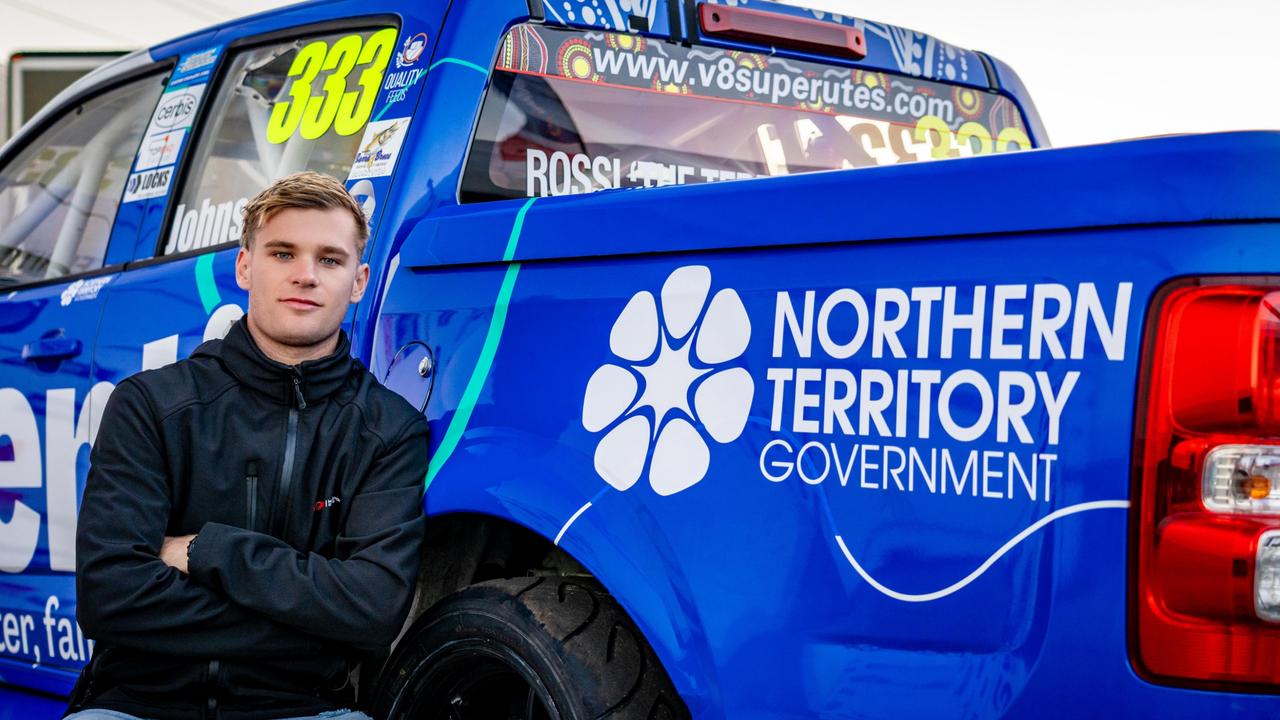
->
<box><xmin>391</xmin><ymin>508</ymin><xmax>723</xmax><ymax>719</ymax></box>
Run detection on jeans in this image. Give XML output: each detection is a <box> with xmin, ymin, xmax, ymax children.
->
<box><xmin>64</xmin><ymin>710</ymin><xmax>372</xmax><ymax>720</ymax></box>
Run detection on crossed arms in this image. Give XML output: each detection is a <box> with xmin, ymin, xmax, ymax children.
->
<box><xmin>75</xmin><ymin>378</ymin><xmax>428</xmax><ymax>657</ymax></box>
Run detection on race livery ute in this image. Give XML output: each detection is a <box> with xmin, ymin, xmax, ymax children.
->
<box><xmin>0</xmin><ymin>0</ymin><xmax>1277</xmax><ymax>718</ymax></box>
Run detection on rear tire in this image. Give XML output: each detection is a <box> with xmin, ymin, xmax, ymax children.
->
<box><xmin>373</xmin><ymin>576</ymin><xmax>690</xmax><ymax>720</ymax></box>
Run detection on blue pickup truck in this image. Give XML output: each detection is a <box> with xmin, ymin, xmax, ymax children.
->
<box><xmin>1</xmin><ymin>0</ymin><xmax>1278</xmax><ymax>717</ymax></box>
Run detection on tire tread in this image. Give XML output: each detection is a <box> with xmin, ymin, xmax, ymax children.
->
<box><xmin>374</xmin><ymin>576</ymin><xmax>689</xmax><ymax>720</ymax></box>
<box><xmin>486</xmin><ymin>577</ymin><xmax>688</xmax><ymax>720</ymax></box>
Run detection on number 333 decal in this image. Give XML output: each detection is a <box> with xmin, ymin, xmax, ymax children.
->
<box><xmin>267</xmin><ymin>27</ymin><xmax>398</xmax><ymax>143</ymax></box>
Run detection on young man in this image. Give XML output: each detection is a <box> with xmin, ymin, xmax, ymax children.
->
<box><xmin>68</xmin><ymin>172</ymin><xmax>429</xmax><ymax>720</ymax></box>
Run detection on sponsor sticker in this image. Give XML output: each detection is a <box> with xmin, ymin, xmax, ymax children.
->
<box><xmin>395</xmin><ymin>32</ymin><xmax>428</xmax><ymax>68</ymax></box>
<box><xmin>147</xmin><ymin>84</ymin><xmax>205</xmax><ymax>134</ymax></box>
<box><xmin>134</xmin><ymin>128</ymin><xmax>186</xmax><ymax>171</ymax></box>
<box><xmin>582</xmin><ymin>267</ymin><xmax>1134</xmax><ymax>503</ymax></box>
<box><xmin>347</xmin><ymin>117</ymin><xmax>410</xmax><ymax>180</ymax></box>
<box><xmin>131</xmin><ymin>83</ymin><xmax>206</xmax><ymax>177</ymax></box>
<box><xmin>122</xmin><ymin>167</ymin><xmax>173</xmax><ymax>203</ymax></box>
<box><xmin>162</xmin><ymin>197</ymin><xmax>249</xmax><ymax>254</ymax></box>
<box><xmin>59</xmin><ymin>275</ymin><xmax>114</xmax><ymax>306</ymax></box>
<box><xmin>171</xmin><ymin>46</ymin><xmax>220</xmax><ymax>86</ymax></box>
<box><xmin>381</xmin><ymin>67</ymin><xmax>425</xmax><ymax>106</ymax></box>
<box><xmin>523</xmin><ymin>149</ymin><xmax>758</xmax><ymax>197</ymax></box>
<box><xmin>177</xmin><ymin>47</ymin><xmax>218</xmax><ymax>74</ymax></box>
<box><xmin>347</xmin><ymin>179</ymin><xmax>377</xmax><ymax>220</ymax></box>
<box><xmin>125</xmin><ymin>81</ymin><xmax>209</xmax><ymax>204</ymax></box>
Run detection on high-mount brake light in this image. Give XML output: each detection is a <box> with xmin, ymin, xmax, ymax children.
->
<box><xmin>1136</xmin><ymin>280</ymin><xmax>1280</xmax><ymax>688</ymax></box>
<box><xmin>697</xmin><ymin>3</ymin><xmax>867</xmax><ymax>60</ymax></box>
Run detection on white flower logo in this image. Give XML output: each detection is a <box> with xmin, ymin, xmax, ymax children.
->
<box><xmin>60</xmin><ymin>279</ymin><xmax>84</xmax><ymax>307</ymax></box>
<box><xmin>582</xmin><ymin>266</ymin><xmax>753</xmax><ymax>496</ymax></box>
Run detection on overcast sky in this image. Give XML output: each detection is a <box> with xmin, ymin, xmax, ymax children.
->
<box><xmin>1</xmin><ymin>0</ymin><xmax>1275</xmax><ymax>148</ymax></box>
<box><xmin>777</xmin><ymin>0</ymin><xmax>1279</xmax><ymax>147</ymax></box>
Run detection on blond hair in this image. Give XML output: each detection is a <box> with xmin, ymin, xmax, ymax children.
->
<box><xmin>240</xmin><ymin>171</ymin><xmax>370</xmax><ymax>256</ymax></box>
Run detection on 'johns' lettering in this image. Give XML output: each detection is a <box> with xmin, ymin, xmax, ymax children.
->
<box><xmin>163</xmin><ymin>198</ymin><xmax>248</xmax><ymax>255</ymax></box>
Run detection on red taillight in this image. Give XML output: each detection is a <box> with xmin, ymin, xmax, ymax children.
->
<box><xmin>1165</xmin><ymin>288</ymin><xmax>1280</xmax><ymax>431</ymax></box>
<box><xmin>697</xmin><ymin>4</ymin><xmax>867</xmax><ymax>60</ymax></box>
<box><xmin>1136</xmin><ymin>280</ymin><xmax>1280</xmax><ymax>688</ymax></box>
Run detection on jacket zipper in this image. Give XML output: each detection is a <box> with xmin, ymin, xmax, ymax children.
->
<box><xmin>245</xmin><ymin>462</ymin><xmax>259</xmax><ymax>532</ymax></box>
<box><xmin>273</xmin><ymin>375</ymin><xmax>305</xmax><ymax>539</ymax></box>
<box><xmin>205</xmin><ymin>658</ymin><xmax>220</xmax><ymax>719</ymax></box>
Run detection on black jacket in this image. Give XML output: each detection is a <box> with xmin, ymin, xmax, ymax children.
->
<box><xmin>72</xmin><ymin>317</ymin><xmax>429</xmax><ymax>720</ymax></box>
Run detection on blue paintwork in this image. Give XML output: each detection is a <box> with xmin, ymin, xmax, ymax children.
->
<box><xmin>399</xmin><ymin>131</ymin><xmax>1280</xmax><ymax>268</ymax></box>
<box><xmin>0</xmin><ymin>0</ymin><xmax>1276</xmax><ymax>717</ymax></box>
<box><xmin>0</xmin><ymin>686</ymin><xmax>64</xmax><ymax>719</ymax></box>
<box><xmin>0</xmin><ymin>275</ymin><xmax>104</xmax><ymax>699</ymax></box>
<box><xmin>379</xmin><ymin>133</ymin><xmax>1280</xmax><ymax>718</ymax></box>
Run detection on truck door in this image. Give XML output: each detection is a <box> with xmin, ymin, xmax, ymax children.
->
<box><xmin>0</xmin><ymin>67</ymin><xmax>165</xmax><ymax>695</ymax></box>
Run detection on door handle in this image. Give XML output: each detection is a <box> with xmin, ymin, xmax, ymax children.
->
<box><xmin>22</xmin><ymin>337</ymin><xmax>82</xmax><ymax>362</ymax></box>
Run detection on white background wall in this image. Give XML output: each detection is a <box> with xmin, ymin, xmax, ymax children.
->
<box><xmin>0</xmin><ymin>0</ymin><xmax>1275</xmax><ymax>147</ymax></box>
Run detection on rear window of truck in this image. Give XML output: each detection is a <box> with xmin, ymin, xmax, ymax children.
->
<box><xmin>461</xmin><ymin>23</ymin><xmax>1031</xmax><ymax>203</ymax></box>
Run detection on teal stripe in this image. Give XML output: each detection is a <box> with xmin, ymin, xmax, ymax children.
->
<box><xmin>424</xmin><ymin>198</ymin><xmax>537</xmax><ymax>490</ymax></box>
<box><xmin>372</xmin><ymin>57</ymin><xmax>486</xmax><ymax>122</ymax></box>
<box><xmin>505</xmin><ymin>197</ymin><xmax>536</xmax><ymax>261</ymax></box>
<box><xmin>195</xmin><ymin>253</ymin><xmax>220</xmax><ymax>314</ymax></box>
<box><xmin>428</xmin><ymin>57</ymin><xmax>488</xmax><ymax>75</ymax></box>
<box><xmin>424</xmin><ymin>263</ymin><xmax>521</xmax><ymax>490</ymax></box>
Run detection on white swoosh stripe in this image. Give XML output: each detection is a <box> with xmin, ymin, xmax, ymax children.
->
<box><xmin>555</xmin><ymin>501</ymin><xmax>593</xmax><ymax>546</ymax></box>
<box><xmin>834</xmin><ymin>499</ymin><xmax>1130</xmax><ymax>603</ymax></box>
